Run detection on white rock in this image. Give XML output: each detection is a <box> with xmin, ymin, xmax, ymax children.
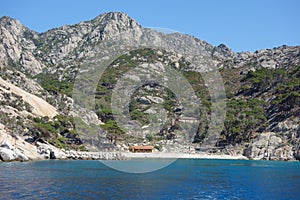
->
<box><xmin>0</xmin><ymin>147</ymin><xmax>18</xmax><ymax>161</ymax></box>
<box><xmin>0</xmin><ymin>140</ymin><xmax>13</xmax><ymax>150</ymax></box>
<box><xmin>246</xmin><ymin>132</ymin><xmax>294</xmax><ymax>161</ymax></box>
<box><xmin>14</xmin><ymin>148</ymin><xmax>29</xmax><ymax>161</ymax></box>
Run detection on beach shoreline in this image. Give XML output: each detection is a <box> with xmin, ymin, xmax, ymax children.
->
<box><xmin>121</xmin><ymin>152</ymin><xmax>249</xmax><ymax>160</ymax></box>
<box><xmin>0</xmin><ymin>130</ymin><xmax>249</xmax><ymax>161</ymax></box>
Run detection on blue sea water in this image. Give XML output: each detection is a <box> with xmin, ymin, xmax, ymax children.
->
<box><xmin>0</xmin><ymin>159</ymin><xmax>299</xmax><ymax>200</ymax></box>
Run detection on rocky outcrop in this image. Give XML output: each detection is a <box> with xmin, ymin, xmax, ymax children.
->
<box><xmin>294</xmin><ymin>150</ymin><xmax>300</xmax><ymax>160</ymax></box>
<box><xmin>0</xmin><ymin>76</ymin><xmax>58</xmax><ymax>117</ymax></box>
<box><xmin>0</xmin><ymin>16</ymin><xmax>44</xmax><ymax>75</ymax></box>
<box><xmin>243</xmin><ymin>132</ymin><xmax>295</xmax><ymax>161</ymax></box>
<box><xmin>0</xmin><ymin>120</ymin><xmax>125</xmax><ymax>162</ymax></box>
<box><xmin>36</xmin><ymin>141</ymin><xmax>125</xmax><ymax>160</ymax></box>
<box><xmin>0</xmin><ymin>125</ymin><xmax>43</xmax><ymax>161</ymax></box>
<box><xmin>221</xmin><ymin>45</ymin><xmax>300</xmax><ymax>70</ymax></box>
<box><xmin>0</xmin><ymin>147</ymin><xmax>18</xmax><ymax>161</ymax></box>
<box><xmin>0</xmin><ymin>130</ymin><xmax>125</xmax><ymax>162</ymax></box>
<box><xmin>36</xmin><ymin>141</ymin><xmax>66</xmax><ymax>159</ymax></box>
<box><xmin>0</xmin><ymin>141</ymin><xmax>29</xmax><ymax>161</ymax></box>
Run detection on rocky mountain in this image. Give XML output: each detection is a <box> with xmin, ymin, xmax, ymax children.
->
<box><xmin>0</xmin><ymin>12</ymin><xmax>299</xmax><ymax>161</ymax></box>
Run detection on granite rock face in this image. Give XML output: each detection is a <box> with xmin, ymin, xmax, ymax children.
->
<box><xmin>244</xmin><ymin>132</ymin><xmax>295</xmax><ymax>161</ymax></box>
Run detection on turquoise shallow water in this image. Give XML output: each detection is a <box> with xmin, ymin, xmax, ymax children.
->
<box><xmin>0</xmin><ymin>159</ymin><xmax>299</xmax><ymax>200</ymax></box>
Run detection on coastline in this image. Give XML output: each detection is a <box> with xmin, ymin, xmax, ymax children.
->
<box><xmin>0</xmin><ymin>130</ymin><xmax>248</xmax><ymax>162</ymax></box>
<box><xmin>4</xmin><ymin>149</ymin><xmax>300</xmax><ymax>162</ymax></box>
<box><xmin>26</xmin><ymin>151</ymin><xmax>249</xmax><ymax>161</ymax></box>
<box><xmin>122</xmin><ymin>152</ymin><xmax>248</xmax><ymax>160</ymax></box>
<box><xmin>1</xmin><ymin>130</ymin><xmax>297</xmax><ymax>162</ymax></box>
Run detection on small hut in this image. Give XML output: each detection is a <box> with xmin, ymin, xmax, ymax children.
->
<box><xmin>129</xmin><ymin>145</ymin><xmax>154</xmax><ymax>153</ymax></box>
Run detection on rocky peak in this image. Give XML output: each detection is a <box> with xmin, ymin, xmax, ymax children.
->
<box><xmin>217</xmin><ymin>44</ymin><xmax>232</xmax><ymax>54</ymax></box>
<box><xmin>0</xmin><ymin>15</ymin><xmax>43</xmax><ymax>75</ymax></box>
<box><xmin>0</xmin><ymin>16</ymin><xmax>31</xmax><ymax>37</ymax></box>
<box><xmin>88</xmin><ymin>12</ymin><xmax>142</xmax><ymax>41</ymax></box>
<box><xmin>91</xmin><ymin>12</ymin><xmax>141</xmax><ymax>29</ymax></box>
<box><xmin>0</xmin><ymin>16</ymin><xmax>19</xmax><ymax>26</ymax></box>
<box><xmin>34</xmin><ymin>12</ymin><xmax>143</xmax><ymax>67</ymax></box>
<box><xmin>212</xmin><ymin>43</ymin><xmax>235</xmax><ymax>60</ymax></box>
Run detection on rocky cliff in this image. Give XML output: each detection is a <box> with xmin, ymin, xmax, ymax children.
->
<box><xmin>0</xmin><ymin>12</ymin><xmax>299</xmax><ymax>161</ymax></box>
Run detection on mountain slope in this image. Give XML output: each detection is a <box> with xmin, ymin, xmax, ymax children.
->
<box><xmin>0</xmin><ymin>76</ymin><xmax>57</xmax><ymax>117</ymax></box>
<box><xmin>0</xmin><ymin>12</ymin><xmax>299</xmax><ymax>161</ymax></box>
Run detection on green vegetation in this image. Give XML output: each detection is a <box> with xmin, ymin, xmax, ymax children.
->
<box><xmin>221</xmin><ymin>98</ymin><xmax>267</xmax><ymax>145</ymax></box>
<box><xmin>31</xmin><ymin>115</ymin><xmax>83</xmax><ymax>150</ymax></box>
<box><xmin>100</xmin><ymin>120</ymin><xmax>125</xmax><ymax>144</ymax></box>
<box><xmin>0</xmin><ymin>111</ymin><xmax>27</xmax><ymax>136</ymax></box>
<box><xmin>240</xmin><ymin>68</ymin><xmax>287</xmax><ymax>95</ymax></box>
<box><xmin>35</xmin><ymin>73</ymin><xmax>74</xmax><ymax>96</ymax></box>
<box><xmin>239</xmin><ymin>66</ymin><xmax>300</xmax><ymax>114</ymax></box>
<box><xmin>0</xmin><ymin>92</ymin><xmax>32</xmax><ymax>112</ymax></box>
<box><xmin>29</xmin><ymin>46</ymin><xmax>299</xmax><ymax>147</ymax></box>
<box><xmin>146</xmin><ymin>134</ymin><xmax>153</xmax><ymax>141</ymax></box>
<box><xmin>130</xmin><ymin>109</ymin><xmax>150</xmax><ymax>125</ymax></box>
<box><xmin>93</xmin><ymin>48</ymin><xmax>212</xmax><ymax>142</ymax></box>
<box><xmin>272</xmin><ymin>66</ymin><xmax>300</xmax><ymax>108</ymax></box>
<box><xmin>215</xmin><ymin>66</ymin><xmax>300</xmax><ymax>146</ymax></box>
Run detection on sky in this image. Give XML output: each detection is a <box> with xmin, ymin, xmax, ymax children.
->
<box><xmin>0</xmin><ymin>0</ymin><xmax>299</xmax><ymax>52</ymax></box>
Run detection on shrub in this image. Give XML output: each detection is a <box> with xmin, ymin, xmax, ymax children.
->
<box><xmin>146</xmin><ymin>134</ymin><xmax>153</xmax><ymax>141</ymax></box>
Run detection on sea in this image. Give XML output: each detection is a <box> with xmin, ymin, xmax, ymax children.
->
<box><xmin>0</xmin><ymin>159</ymin><xmax>299</xmax><ymax>200</ymax></box>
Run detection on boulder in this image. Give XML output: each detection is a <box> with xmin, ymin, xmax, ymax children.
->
<box><xmin>36</xmin><ymin>141</ymin><xmax>66</xmax><ymax>159</ymax></box>
<box><xmin>137</xmin><ymin>96</ymin><xmax>151</xmax><ymax>104</ymax></box>
<box><xmin>0</xmin><ymin>140</ymin><xmax>29</xmax><ymax>161</ymax></box>
<box><xmin>294</xmin><ymin>150</ymin><xmax>300</xmax><ymax>161</ymax></box>
<box><xmin>0</xmin><ymin>147</ymin><xmax>18</xmax><ymax>161</ymax></box>
<box><xmin>146</xmin><ymin>96</ymin><xmax>164</xmax><ymax>104</ymax></box>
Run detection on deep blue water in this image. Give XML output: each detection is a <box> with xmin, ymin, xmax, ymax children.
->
<box><xmin>0</xmin><ymin>159</ymin><xmax>299</xmax><ymax>200</ymax></box>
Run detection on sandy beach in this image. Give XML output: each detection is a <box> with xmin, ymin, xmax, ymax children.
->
<box><xmin>122</xmin><ymin>152</ymin><xmax>248</xmax><ymax>160</ymax></box>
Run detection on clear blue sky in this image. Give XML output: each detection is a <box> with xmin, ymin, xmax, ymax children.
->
<box><xmin>0</xmin><ymin>0</ymin><xmax>299</xmax><ymax>52</ymax></box>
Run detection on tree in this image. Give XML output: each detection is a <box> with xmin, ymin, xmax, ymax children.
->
<box><xmin>100</xmin><ymin>120</ymin><xmax>124</xmax><ymax>144</ymax></box>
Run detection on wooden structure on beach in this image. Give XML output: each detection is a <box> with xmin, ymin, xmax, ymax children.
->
<box><xmin>129</xmin><ymin>145</ymin><xmax>154</xmax><ymax>153</ymax></box>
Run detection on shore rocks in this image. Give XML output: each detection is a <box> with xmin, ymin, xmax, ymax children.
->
<box><xmin>64</xmin><ymin>150</ymin><xmax>125</xmax><ymax>160</ymax></box>
<box><xmin>36</xmin><ymin>141</ymin><xmax>125</xmax><ymax>160</ymax></box>
<box><xmin>0</xmin><ymin>147</ymin><xmax>18</xmax><ymax>161</ymax></box>
<box><xmin>294</xmin><ymin>150</ymin><xmax>300</xmax><ymax>161</ymax></box>
<box><xmin>36</xmin><ymin>142</ymin><xmax>66</xmax><ymax>159</ymax></box>
<box><xmin>0</xmin><ymin>134</ymin><xmax>126</xmax><ymax>162</ymax></box>
<box><xmin>244</xmin><ymin>132</ymin><xmax>295</xmax><ymax>161</ymax></box>
<box><xmin>0</xmin><ymin>140</ymin><xmax>29</xmax><ymax>161</ymax></box>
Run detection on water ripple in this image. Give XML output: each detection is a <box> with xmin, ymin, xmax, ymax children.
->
<box><xmin>0</xmin><ymin>159</ymin><xmax>299</xmax><ymax>199</ymax></box>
